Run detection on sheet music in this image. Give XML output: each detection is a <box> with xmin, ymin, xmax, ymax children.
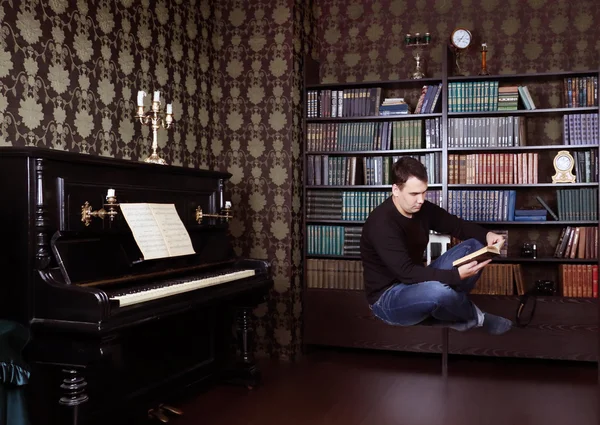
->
<box><xmin>119</xmin><ymin>203</ymin><xmax>195</xmax><ymax>260</ymax></box>
<box><xmin>148</xmin><ymin>203</ymin><xmax>196</xmax><ymax>257</ymax></box>
<box><xmin>119</xmin><ymin>204</ymin><xmax>170</xmax><ymax>260</ymax></box>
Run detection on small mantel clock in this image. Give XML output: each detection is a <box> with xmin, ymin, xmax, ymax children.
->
<box><xmin>552</xmin><ymin>150</ymin><xmax>576</xmax><ymax>183</ymax></box>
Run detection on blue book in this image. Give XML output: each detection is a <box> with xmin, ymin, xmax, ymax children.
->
<box><xmin>514</xmin><ymin>215</ymin><xmax>547</xmax><ymax>221</ymax></box>
<box><xmin>507</xmin><ymin>190</ymin><xmax>516</xmax><ymax>221</ymax></box>
<box><xmin>514</xmin><ymin>209</ymin><xmax>547</xmax><ymax>216</ymax></box>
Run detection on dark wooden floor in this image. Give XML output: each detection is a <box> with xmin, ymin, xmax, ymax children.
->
<box><xmin>164</xmin><ymin>348</ymin><xmax>599</xmax><ymax>425</ymax></box>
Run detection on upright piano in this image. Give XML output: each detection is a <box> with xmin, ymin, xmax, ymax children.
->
<box><xmin>0</xmin><ymin>148</ymin><xmax>273</xmax><ymax>425</ymax></box>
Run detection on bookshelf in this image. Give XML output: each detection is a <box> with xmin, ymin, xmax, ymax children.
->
<box><xmin>302</xmin><ymin>49</ymin><xmax>600</xmax><ymax>362</ymax></box>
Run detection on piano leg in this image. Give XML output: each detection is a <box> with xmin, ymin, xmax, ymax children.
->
<box><xmin>58</xmin><ymin>368</ymin><xmax>89</xmax><ymax>425</ymax></box>
<box><xmin>222</xmin><ymin>306</ymin><xmax>261</xmax><ymax>389</ymax></box>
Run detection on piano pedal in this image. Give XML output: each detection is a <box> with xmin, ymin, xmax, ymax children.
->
<box><xmin>148</xmin><ymin>407</ymin><xmax>170</xmax><ymax>423</ymax></box>
<box><xmin>160</xmin><ymin>404</ymin><xmax>183</xmax><ymax>416</ymax></box>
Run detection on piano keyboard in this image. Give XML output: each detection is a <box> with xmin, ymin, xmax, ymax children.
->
<box><xmin>110</xmin><ymin>269</ymin><xmax>256</xmax><ymax>307</ymax></box>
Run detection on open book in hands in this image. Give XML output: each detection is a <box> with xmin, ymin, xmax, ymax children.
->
<box><xmin>452</xmin><ymin>240</ymin><xmax>505</xmax><ymax>268</ymax></box>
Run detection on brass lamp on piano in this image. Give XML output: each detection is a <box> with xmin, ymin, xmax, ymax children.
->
<box><xmin>0</xmin><ymin>148</ymin><xmax>273</xmax><ymax>425</ymax></box>
<box><xmin>195</xmin><ymin>200</ymin><xmax>233</xmax><ymax>224</ymax></box>
<box><xmin>80</xmin><ymin>188</ymin><xmax>119</xmax><ymax>226</ymax></box>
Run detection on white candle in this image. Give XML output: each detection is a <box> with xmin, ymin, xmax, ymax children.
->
<box><xmin>153</xmin><ymin>91</ymin><xmax>160</xmax><ymax>102</ymax></box>
<box><xmin>107</xmin><ymin>188</ymin><xmax>115</xmax><ymax>198</ymax></box>
<box><xmin>137</xmin><ymin>91</ymin><xmax>146</xmax><ymax>106</ymax></box>
<box><xmin>166</xmin><ymin>103</ymin><xmax>172</xmax><ymax>114</ymax></box>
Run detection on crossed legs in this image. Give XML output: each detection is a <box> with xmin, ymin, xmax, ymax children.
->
<box><xmin>371</xmin><ymin>239</ymin><xmax>511</xmax><ymax>333</ymax></box>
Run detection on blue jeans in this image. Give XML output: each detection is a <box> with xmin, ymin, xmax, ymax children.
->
<box><xmin>371</xmin><ymin>238</ymin><xmax>485</xmax><ymax>331</ymax></box>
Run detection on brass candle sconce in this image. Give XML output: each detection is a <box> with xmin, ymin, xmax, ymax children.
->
<box><xmin>195</xmin><ymin>201</ymin><xmax>233</xmax><ymax>224</ymax></box>
<box><xmin>81</xmin><ymin>189</ymin><xmax>119</xmax><ymax>227</ymax></box>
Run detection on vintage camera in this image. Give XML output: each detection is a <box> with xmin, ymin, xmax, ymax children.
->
<box><xmin>521</xmin><ymin>243</ymin><xmax>537</xmax><ymax>258</ymax></box>
<box><xmin>534</xmin><ymin>279</ymin><xmax>556</xmax><ymax>295</ymax></box>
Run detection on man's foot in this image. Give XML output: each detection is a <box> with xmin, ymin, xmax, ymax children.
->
<box><xmin>482</xmin><ymin>313</ymin><xmax>513</xmax><ymax>335</ymax></box>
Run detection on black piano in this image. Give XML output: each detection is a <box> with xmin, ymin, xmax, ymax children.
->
<box><xmin>0</xmin><ymin>148</ymin><xmax>273</xmax><ymax>425</ymax></box>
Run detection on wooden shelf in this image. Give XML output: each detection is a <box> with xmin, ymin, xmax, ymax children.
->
<box><xmin>307</xmin><ymin>220</ymin><xmax>597</xmax><ymax>226</ymax></box>
<box><xmin>493</xmin><ymin>257</ymin><xmax>598</xmax><ymax>264</ymax></box>
<box><xmin>306</xmin><ymin>184</ymin><xmax>442</xmax><ymax>190</ymax></box>
<box><xmin>473</xmin><ymin>220</ymin><xmax>598</xmax><ymax>226</ymax></box>
<box><xmin>447</xmin><ymin>106</ymin><xmax>598</xmax><ymax>117</ymax></box>
<box><xmin>303</xmin><ymin>290</ymin><xmax>597</xmax><ymax>361</ymax></box>
<box><xmin>306</xmin><ymin>77</ymin><xmax>442</xmax><ymax>90</ymax></box>
<box><xmin>448</xmin><ymin>144</ymin><xmax>598</xmax><ymax>152</ymax></box>
<box><xmin>447</xmin><ymin>69</ymin><xmax>599</xmax><ymax>82</ymax></box>
<box><xmin>306</xmin><ymin>148</ymin><xmax>443</xmax><ymax>155</ymax></box>
<box><xmin>306</xmin><ymin>254</ymin><xmax>361</xmax><ymax>260</ymax></box>
<box><xmin>449</xmin><ymin>183</ymin><xmax>598</xmax><ymax>188</ymax></box>
<box><xmin>306</xmin><ymin>113</ymin><xmax>442</xmax><ymax>122</ymax></box>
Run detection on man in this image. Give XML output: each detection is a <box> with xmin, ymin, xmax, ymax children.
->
<box><xmin>360</xmin><ymin>156</ymin><xmax>513</xmax><ymax>335</ymax></box>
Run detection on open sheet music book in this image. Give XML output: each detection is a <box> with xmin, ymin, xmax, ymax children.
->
<box><xmin>119</xmin><ymin>203</ymin><xmax>196</xmax><ymax>260</ymax></box>
<box><xmin>452</xmin><ymin>240</ymin><xmax>505</xmax><ymax>268</ymax></box>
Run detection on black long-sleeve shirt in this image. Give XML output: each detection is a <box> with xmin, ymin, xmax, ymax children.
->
<box><xmin>360</xmin><ymin>197</ymin><xmax>489</xmax><ymax>305</ymax></box>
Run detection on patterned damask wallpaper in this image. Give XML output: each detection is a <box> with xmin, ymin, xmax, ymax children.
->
<box><xmin>211</xmin><ymin>0</ymin><xmax>310</xmax><ymax>360</ymax></box>
<box><xmin>314</xmin><ymin>0</ymin><xmax>600</xmax><ymax>82</ymax></box>
<box><xmin>0</xmin><ymin>0</ymin><xmax>216</xmax><ymax>163</ymax></box>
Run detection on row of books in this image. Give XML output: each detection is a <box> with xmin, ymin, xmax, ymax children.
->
<box><xmin>573</xmin><ymin>150</ymin><xmax>598</xmax><ymax>183</ymax></box>
<box><xmin>307</xmin><ymin>191</ymin><xmax>389</xmax><ymax>221</ymax></box>
<box><xmin>306</xmin><ymin>76</ymin><xmax>597</xmax><ymax>119</ymax></box>
<box><xmin>304</xmin><ymin>255</ymin><xmax>598</xmax><ymax>299</ymax></box>
<box><xmin>448</xmin><ymin>79</ymin><xmax>598</xmax><ymax>112</ymax></box>
<box><xmin>448</xmin><ymin>189</ymin><xmax>598</xmax><ymax>222</ymax></box>
<box><xmin>306</xmin><ymin>259</ymin><xmax>364</xmax><ymax>290</ymax></box>
<box><xmin>554</xmin><ymin>226</ymin><xmax>597</xmax><ymax>259</ymax></box>
<box><xmin>556</xmin><ymin>188</ymin><xmax>598</xmax><ymax>221</ymax></box>
<box><xmin>448</xmin><ymin>153</ymin><xmax>539</xmax><ymax>185</ymax></box>
<box><xmin>305</xmin><ymin>118</ymin><xmax>442</xmax><ymax>152</ymax></box>
<box><xmin>448</xmin><ymin>81</ymin><xmax>502</xmax><ymax>112</ymax></box>
<box><xmin>306</xmin><ymin>190</ymin><xmax>443</xmax><ymax>221</ymax></box>
<box><xmin>470</xmin><ymin>264</ymin><xmax>515</xmax><ymax>295</ymax></box>
<box><xmin>563</xmin><ymin>114</ymin><xmax>598</xmax><ymax>145</ymax></box>
<box><xmin>306</xmin><ymin>225</ymin><xmax>361</xmax><ymax>256</ymax></box>
<box><xmin>306</xmin><ymin>114</ymin><xmax>595</xmax><ymax>152</ymax></box>
<box><xmin>412</xmin><ymin>83</ymin><xmax>443</xmax><ymax>114</ymax></box>
<box><xmin>378</xmin><ymin>98</ymin><xmax>410</xmax><ymax>115</ymax></box>
<box><xmin>563</xmin><ymin>76</ymin><xmax>598</xmax><ymax>108</ymax></box>
<box><xmin>306</xmin><ymin>153</ymin><xmax>442</xmax><ymax>186</ymax></box>
<box><xmin>558</xmin><ymin>264</ymin><xmax>598</xmax><ymax>298</ymax></box>
<box><xmin>448</xmin><ymin>190</ymin><xmax>517</xmax><ymax>222</ymax></box>
<box><xmin>448</xmin><ymin>116</ymin><xmax>525</xmax><ymax>147</ymax></box>
<box><xmin>496</xmin><ymin>85</ymin><xmax>520</xmax><ymax>111</ymax></box>
<box><xmin>306</xmin><ymin>87</ymin><xmax>382</xmax><ymax>118</ymax></box>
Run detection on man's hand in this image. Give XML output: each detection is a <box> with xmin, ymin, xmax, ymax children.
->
<box><xmin>486</xmin><ymin>231</ymin><xmax>505</xmax><ymax>247</ymax></box>
<box><xmin>458</xmin><ymin>259</ymin><xmax>491</xmax><ymax>279</ymax></box>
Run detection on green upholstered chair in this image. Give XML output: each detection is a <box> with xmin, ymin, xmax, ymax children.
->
<box><xmin>0</xmin><ymin>320</ymin><xmax>30</xmax><ymax>425</ymax></box>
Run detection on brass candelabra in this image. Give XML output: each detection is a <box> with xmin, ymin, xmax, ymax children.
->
<box><xmin>136</xmin><ymin>90</ymin><xmax>173</xmax><ymax>165</ymax></box>
<box><xmin>405</xmin><ymin>32</ymin><xmax>431</xmax><ymax>79</ymax></box>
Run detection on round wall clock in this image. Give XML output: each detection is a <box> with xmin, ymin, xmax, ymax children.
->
<box><xmin>552</xmin><ymin>150</ymin><xmax>576</xmax><ymax>183</ymax></box>
<box><xmin>451</xmin><ymin>28</ymin><xmax>472</xmax><ymax>50</ymax></box>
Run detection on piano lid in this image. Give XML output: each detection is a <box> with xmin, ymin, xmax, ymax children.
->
<box><xmin>50</xmin><ymin>231</ymin><xmax>232</xmax><ymax>287</ymax></box>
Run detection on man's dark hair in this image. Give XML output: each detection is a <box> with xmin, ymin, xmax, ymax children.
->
<box><xmin>391</xmin><ymin>156</ymin><xmax>428</xmax><ymax>187</ymax></box>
